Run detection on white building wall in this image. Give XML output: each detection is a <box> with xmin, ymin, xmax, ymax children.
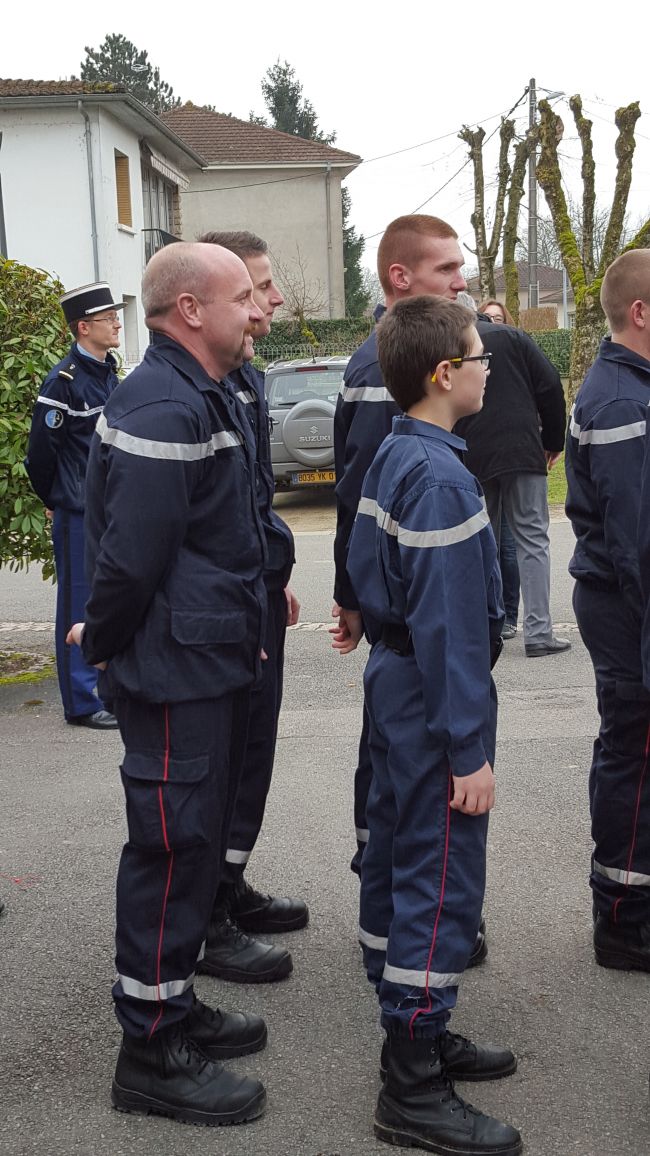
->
<box><xmin>0</xmin><ymin>104</ymin><xmax>154</xmax><ymax>361</ymax></box>
<box><xmin>179</xmin><ymin>166</ymin><xmax>347</xmax><ymax>318</ymax></box>
<box><xmin>0</xmin><ymin>106</ymin><xmax>94</xmax><ymax>287</ymax></box>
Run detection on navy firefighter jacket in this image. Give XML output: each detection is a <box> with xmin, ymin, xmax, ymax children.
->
<box><xmin>333</xmin><ymin>306</ymin><xmax>397</xmax><ymax>610</ymax></box>
<box><xmin>347</xmin><ymin>415</ymin><xmax>504</xmax><ymax>777</ymax></box>
<box><xmin>81</xmin><ymin>333</ymin><xmax>268</xmax><ymax>705</ymax></box>
<box><xmin>566</xmin><ymin>337</ymin><xmax>650</xmax><ymax>627</ymax></box>
<box><xmin>24</xmin><ymin>344</ymin><xmax>119</xmax><ymax>512</ymax></box>
<box><xmin>227</xmin><ymin>360</ymin><xmax>295</xmax><ymax>591</ymax></box>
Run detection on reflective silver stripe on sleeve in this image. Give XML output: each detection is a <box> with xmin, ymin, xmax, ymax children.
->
<box><xmin>225</xmin><ymin>848</ymin><xmax>251</xmax><ymax>864</ymax></box>
<box><xmin>382</xmin><ymin>963</ymin><xmax>462</xmax><ymax>988</ymax></box>
<box><xmin>36</xmin><ymin>395</ymin><xmax>104</xmax><ymax>418</ymax></box>
<box><xmin>359</xmin><ymin>926</ymin><xmax>388</xmax><ymax>950</ymax></box>
<box><xmin>340</xmin><ymin>384</ymin><xmax>393</xmax><ymax>403</ymax></box>
<box><xmin>569</xmin><ymin>413</ymin><xmax>646</xmax><ymax>445</ymax></box>
<box><xmin>355</xmin><ymin>826</ymin><xmax>369</xmax><ymax>843</ymax></box>
<box><xmin>593</xmin><ymin>859</ymin><xmax>650</xmax><ymax>887</ymax></box>
<box><xmin>358</xmin><ymin>497</ymin><xmax>490</xmax><ymax>548</ymax></box>
<box><xmin>117</xmin><ymin>970</ymin><xmax>195</xmax><ymax>1001</ymax></box>
<box><xmin>236</xmin><ymin>390</ymin><xmax>255</xmax><ymax>404</ymax></box>
<box><xmin>96</xmin><ymin>413</ymin><xmax>241</xmax><ymax>460</ymax></box>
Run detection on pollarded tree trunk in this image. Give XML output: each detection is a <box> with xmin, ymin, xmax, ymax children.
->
<box><xmin>569</xmin><ymin>291</ymin><xmax>605</xmax><ymax>403</ymax></box>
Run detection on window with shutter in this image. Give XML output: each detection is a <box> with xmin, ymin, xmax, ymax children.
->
<box><xmin>114</xmin><ymin>152</ymin><xmax>132</xmax><ymax>227</ymax></box>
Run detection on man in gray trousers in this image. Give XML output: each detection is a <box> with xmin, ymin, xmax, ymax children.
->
<box><xmin>455</xmin><ymin>311</ymin><xmax>570</xmax><ymax>657</ymax></box>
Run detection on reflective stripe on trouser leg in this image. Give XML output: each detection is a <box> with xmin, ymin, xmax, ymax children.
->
<box><xmin>364</xmin><ymin>646</ymin><xmax>494</xmax><ymax>1037</ymax></box>
<box><xmin>52</xmin><ymin>508</ymin><xmax>103</xmax><ymax>718</ymax></box>
<box><xmin>220</xmin><ymin>588</ymin><xmax>286</xmax><ymax>889</ymax></box>
<box><xmin>573</xmin><ymin>582</ymin><xmax>650</xmax><ymax>923</ymax></box>
<box><xmin>112</xmin><ymin>695</ymin><xmax>238</xmax><ymax>1038</ymax></box>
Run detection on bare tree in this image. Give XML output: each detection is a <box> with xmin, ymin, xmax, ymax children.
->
<box><xmin>537</xmin><ymin>95</ymin><xmax>650</xmax><ymax>400</ymax></box>
<box><xmin>502</xmin><ymin>129</ymin><xmax>537</xmax><ymax>323</ymax></box>
<box><xmin>460</xmin><ymin>119</ymin><xmax>515</xmax><ymax>300</ymax></box>
<box><xmin>272</xmin><ymin>247</ymin><xmax>328</xmax><ymax>345</ymax></box>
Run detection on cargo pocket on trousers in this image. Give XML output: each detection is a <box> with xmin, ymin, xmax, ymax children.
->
<box><xmin>120</xmin><ymin>752</ymin><xmax>212</xmax><ymax>851</ymax></box>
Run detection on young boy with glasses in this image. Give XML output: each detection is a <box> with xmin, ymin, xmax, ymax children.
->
<box><xmin>346</xmin><ymin>296</ymin><xmax>521</xmax><ymax>1156</ymax></box>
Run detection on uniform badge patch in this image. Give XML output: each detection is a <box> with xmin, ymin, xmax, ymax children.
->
<box><xmin>45</xmin><ymin>409</ymin><xmax>64</xmax><ymax>429</ymax></box>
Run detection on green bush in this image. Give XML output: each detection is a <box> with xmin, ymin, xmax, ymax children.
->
<box><xmin>0</xmin><ymin>259</ymin><xmax>70</xmax><ymax>577</ymax></box>
<box><xmin>530</xmin><ymin>329</ymin><xmax>572</xmax><ymax>377</ymax></box>
<box><xmin>255</xmin><ymin>319</ymin><xmax>573</xmax><ymax>377</ymax></box>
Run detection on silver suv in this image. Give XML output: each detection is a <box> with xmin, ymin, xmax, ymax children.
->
<box><xmin>265</xmin><ymin>356</ymin><xmax>348</xmax><ymax>488</ymax></box>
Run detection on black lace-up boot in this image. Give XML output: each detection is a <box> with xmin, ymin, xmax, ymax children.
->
<box><xmin>196</xmin><ymin>911</ymin><xmax>293</xmax><ymax>984</ymax></box>
<box><xmin>229</xmin><ymin>874</ymin><xmax>309</xmax><ymax>934</ymax></box>
<box><xmin>183</xmin><ymin>994</ymin><xmax>267</xmax><ymax>1059</ymax></box>
<box><xmin>380</xmin><ymin>1030</ymin><xmax>516</xmax><ymax>1083</ymax></box>
<box><xmin>375</xmin><ymin>1034</ymin><xmax>522</xmax><ymax>1154</ymax></box>
<box><xmin>111</xmin><ymin>1025</ymin><xmax>266</xmax><ymax>1126</ymax></box>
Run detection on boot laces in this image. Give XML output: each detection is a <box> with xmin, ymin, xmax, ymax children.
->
<box><xmin>190</xmin><ymin>993</ymin><xmax>222</xmax><ymax>1026</ymax></box>
<box><xmin>237</xmin><ymin>877</ymin><xmax>270</xmax><ymax>906</ymax></box>
<box><xmin>176</xmin><ymin>1030</ymin><xmax>211</xmax><ymax>1074</ymax></box>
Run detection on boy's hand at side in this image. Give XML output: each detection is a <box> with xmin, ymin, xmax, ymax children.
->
<box><xmin>451</xmin><ymin>762</ymin><xmax>495</xmax><ymax>815</ymax></box>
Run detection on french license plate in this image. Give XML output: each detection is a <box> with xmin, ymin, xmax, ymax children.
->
<box><xmin>291</xmin><ymin>469</ymin><xmax>336</xmax><ymax>485</ymax></box>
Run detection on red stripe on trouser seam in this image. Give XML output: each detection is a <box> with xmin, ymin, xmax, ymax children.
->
<box><xmin>612</xmin><ymin>720</ymin><xmax>650</xmax><ymax>925</ymax></box>
<box><xmin>149</xmin><ymin>705</ymin><xmax>173</xmax><ymax>1040</ymax></box>
<box><xmin>409</xmin><ymin>771</ymin><xmax>453</xmax><ymax>1038</ymax></box>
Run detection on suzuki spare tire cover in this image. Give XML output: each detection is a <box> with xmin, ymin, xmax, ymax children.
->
<box><xmin>281</xmin><ymin>398</ymin><xmax>336</xmax><ymax>468</ymax></box>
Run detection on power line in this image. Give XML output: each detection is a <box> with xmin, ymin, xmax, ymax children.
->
<box><xmin>365</xmin><ymin>88</ymin><xmax>530</xmax><ymax>240</ymax></box>
<box><xmin>182</xmin><ymin>93</ymin><xmax>531</xmax><ymax>198</ymax></box>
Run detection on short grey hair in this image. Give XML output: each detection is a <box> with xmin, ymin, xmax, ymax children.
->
<box><xmin>456</xmin><ymin>291</ymin><xmax>478</xmax><ymax>313</ymax></box>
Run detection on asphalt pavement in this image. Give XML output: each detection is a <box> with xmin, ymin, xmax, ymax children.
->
<box><xmin>1</xmin><ymin>501</ymin><xmax>649</xmax><ymax>1156</ymax></box>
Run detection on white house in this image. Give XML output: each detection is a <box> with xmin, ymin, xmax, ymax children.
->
<box><xmin>0</xmin><ymin>80</ymin><xmax>203</xmax><ymax>363</ymax></box>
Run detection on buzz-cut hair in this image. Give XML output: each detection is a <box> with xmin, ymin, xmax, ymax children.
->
<box><xmin>377</xmin><ymin>295</ymin><xmax>475</xmax><ymax>413</ymax></box>
<box><xmin>377</xmin><ymin>215</ymin><xmax>458</xmax><ymax>295</ymax></box>
<box><xmin>601</xmin><ymin>249</ymin><xmax>650</xmax><ymax>332</ymax></box>
<box><xmin>197</xmin><ymin>230</ymin><xmax>268</xmax><ymax>261</ymax></box>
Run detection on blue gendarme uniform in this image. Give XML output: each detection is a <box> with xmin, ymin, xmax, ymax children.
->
<box><xmin>566</xmin><ymin>336</ymin><xmax>650</xmax><ymax>925</ymax></box>
<box><xmin>347</xmin><ymin>414</ymin><xmax>503</xmax><ymax>1037</ymax></box>
<box><xmin>81</xmin><ymin>332</ymin><xmax>268</xmax><ymax>1038</ymax></box>
<box><xmin>220</xmin><ymin>360</ymin><xmax>295</xmax><ymax>884</ymax></box>
<box><xmin>24</xmin><ymin>344</ymin><xmax>118</xmax><ymax>720</ymax></box>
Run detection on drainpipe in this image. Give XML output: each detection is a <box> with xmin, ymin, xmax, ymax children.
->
<box><xmin>325</xmin><ymin>161</ymin><xmax>333</xmax><ymax>318</ymax></box>
<box><xmin>78</xmin><ymin>100</ymin><xmax>100</xmax><ymax>280</ymax></box>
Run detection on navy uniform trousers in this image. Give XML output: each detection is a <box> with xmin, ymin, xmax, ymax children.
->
<box><xmin>573</xmin><ymin>582</ymin><xmax>650</xmax><ymax>924</ymax></box>
<box><xmin>221</xmin><ymin>586</ymin><xmax>287</xmax><ymax>884</ymax></box>
<box><xmin>360</xmin><ymin>647</ymin><xmax>497</xmax><ymax>1037</ymax></box>
<box><xmin>52</xmin><ymin>508</ymin><xmax>106</xmax><ymax>720</ymax></box>
<box><xmin>111</xmin><ymin>691</ymin><xmax>250</xmax><ymax>1037</ymax></box>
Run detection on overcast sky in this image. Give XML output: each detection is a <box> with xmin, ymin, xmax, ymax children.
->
<box><xmin>3</xmin><ymin>1</ymin><xmax>650</xmax><ymax>273</ymax></box>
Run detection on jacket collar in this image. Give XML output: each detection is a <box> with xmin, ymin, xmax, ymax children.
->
<box><xmin>72</xmin><ymin>343</ymin><xmax>117</xmax><ymax>376</ymax></box>
<box><xmin>149</xmin><ymin>331</ymin><xmax>227</xmax><ymax>393</ymax></box>
<box><xmin>392</xmin><ymin>413</ymin><xmax>467</xmax><ymax>452</ymax></box>
<box><xmin>600</xmin><ymin>336</ymin><xmax>650</xmax><ymax>376</ymax></box>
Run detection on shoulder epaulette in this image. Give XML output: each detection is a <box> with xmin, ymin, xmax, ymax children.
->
<box><xmin>58</xmin><ymin>360</ymin><xmax>77</xmax><ymax>383</ymax></box>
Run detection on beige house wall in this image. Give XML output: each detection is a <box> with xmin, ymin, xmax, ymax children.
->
<box><xmin>178</xmin><ymin>166</ymin><xmax>346</xmax><ymax>318</ymax></box>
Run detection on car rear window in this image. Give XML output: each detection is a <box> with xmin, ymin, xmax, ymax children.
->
<box><xmin>266</xmin><ymin>370</ymin><xmax>344</xmax><ymax>407</ymax></box>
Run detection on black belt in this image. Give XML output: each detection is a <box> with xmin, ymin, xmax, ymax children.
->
<box><xmin>381</xmin><ymin>623</ymin><xmax>414</xmax><ymax>656</ymax></box>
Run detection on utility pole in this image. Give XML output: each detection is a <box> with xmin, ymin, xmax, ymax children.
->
<box><xmin>528</xmin><ymin>77</ymin><xmax>539</xmax><ymax>310</ymax></box>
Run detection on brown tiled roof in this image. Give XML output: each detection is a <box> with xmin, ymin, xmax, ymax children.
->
<box><xmin>468</xmin><ymin>261</ymin><xmax>564</xmax><ymax>292</ymax></box>
<box><xmin>0</xmin><ymin>78</ymin><xmax>128</xmax><ymax>96</ymax></box>
<box><xmin>161</xmin><ymin>104</ymin><xmax>361</xmax><ymax>167</ymax></box>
